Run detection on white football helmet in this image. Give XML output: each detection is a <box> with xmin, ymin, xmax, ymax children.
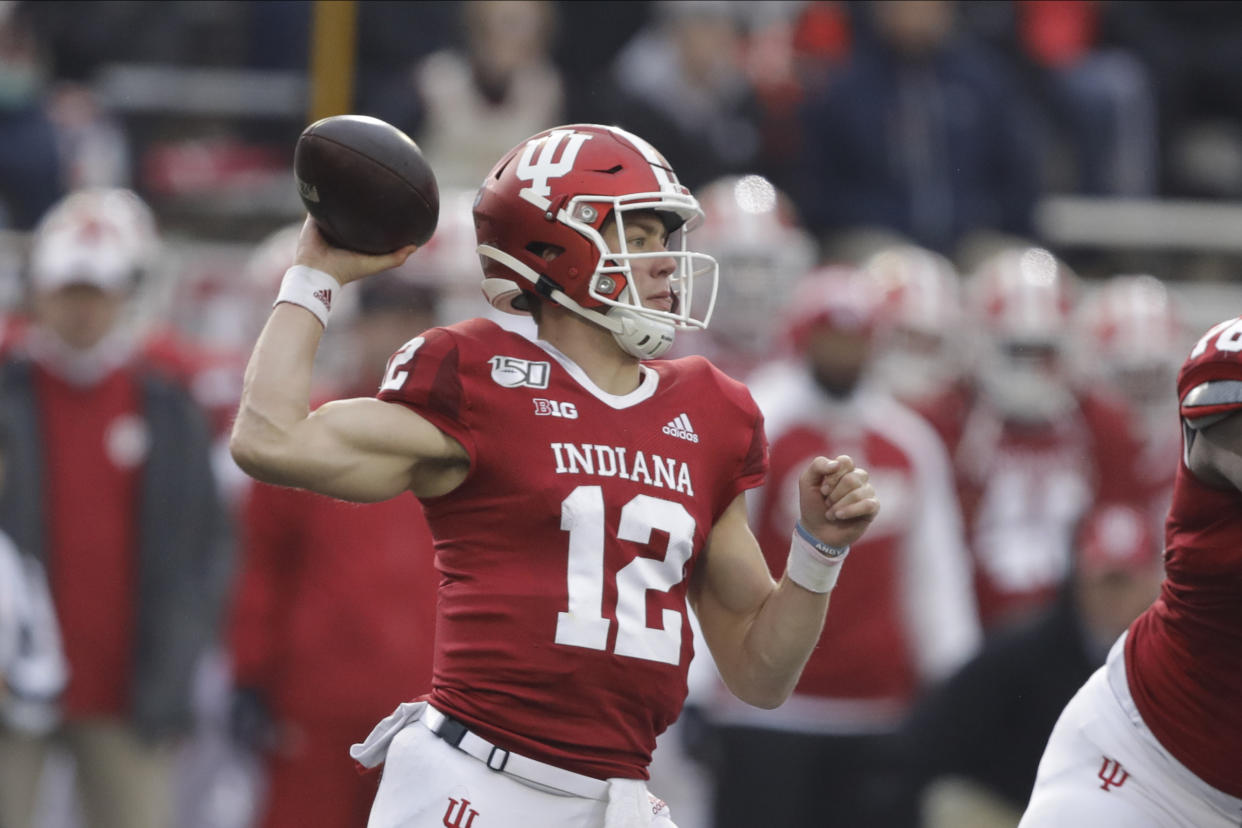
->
<box><xmin>409</xmin><ymin>187</ymin><xmax>479</xmax><ymax>276</ymax></box>
<box><xmin>391</xmin><ymin>186</ymin><xmax>506</xmax><ymax>329</ymax></box>
<box><xmin>967</xmin><ymin>247</ymin><xmax>1079</xmax><ymax>422</ymax></box>
<box><xmin>28</xmin><ymin>188</ymin><xmax>159</xmax><ymax>293</ymax></box>
<box><xmin>1074</xmin><ymin>274</ymin><xmax>1185</xmax><ymax>419</ymax></box>
<box><xmin>695</xmin><ymin>175</ymin><xmax>815</xmax><ymax>358</ymax></box>
<box><xmin>863</xmin><ymin>244</ymin><xmax>964</xmax><ymax>403</ymax></box>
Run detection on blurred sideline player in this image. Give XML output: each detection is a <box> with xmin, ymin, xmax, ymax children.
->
<box><xmin>1073</xmin><ymin>274</ymin><xmax>1188</xmax><ymax>515</ymax></box>
<box><xmin>923</xmin><ymin>247</ymin><xmax>1148</xmax><ymax>631</ymax></box>
<box><xmin>227</xmin><ymin>270</ymin><xmax>440</xmax><ymax>828</ymax></box>
<box><xmin>1020</xmin><ymin>316</ymin><xmax>1242</xmax><ymax>826</ymax></box>
<box><xmin>0</xmin><ymin>188</ymin><xmax>228</xmax><ymax>828</ymax></box>
<box><xmin>863</xmin><ymin>243</ymin><xmax>968</xmax><ymax>411</ymax></box>
<box><xmin>670</xmin><ymin>174</ymin><xmax>815</xmax><ymax>379</ymax></box>
<box><xmin>229</xmin><ymin>123</ymin><xmax>880</xmax><ymax>827</ymax></box>
<box><xmin>700</xmin><ymin>267</ymin><xmax>978</xmax><ymax>828</ymax></box>
<box><xmin>391</xmin><ymin>185</ymin><xmax>537</xmax><ymax>338</ymax></box>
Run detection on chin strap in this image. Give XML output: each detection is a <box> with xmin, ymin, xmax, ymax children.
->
<box><xmin>477</xmin><ymin>244</ymin><xmax>676</xmax><ymax>359</ymax></box>
<box><xmin>609</xmin><ymin>308</ymin><xmax>675</xmax><ymax>359</ymax></box>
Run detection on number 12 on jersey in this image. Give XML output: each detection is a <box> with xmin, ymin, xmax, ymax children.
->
<box><xmin>555</xmin><ymin>486</ymin><xmax>695</xmax><ymax>666</ymax></box>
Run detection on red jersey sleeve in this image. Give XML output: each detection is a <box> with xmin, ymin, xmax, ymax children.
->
<box><xmin>375</xmin><ymin>324</ymin><xmax>478</xmax><ymax>463</ymax></box>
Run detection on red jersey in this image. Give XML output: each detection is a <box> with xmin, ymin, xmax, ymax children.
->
<box><xmin>377</xmin><ymin>319</ymin><xmax>767</xmax><ymax>780</ymax></box>
<box><xmin>919</xmin><ymin>386</ymin><xmax>1146</xmax><ymax>629</ymax></box>
<box><xmin>228</xmin><ymin>483</ymin><xmax>438</xmax><ymax>722</ymax></box>
<box><xmin>1126</xmin><ymin>316</ymin><xmax>1242</xmax><ymax>798</ymax></box>
<box><xmin>37</xmin><ymin>364</ymin><xmax>142</xmax><ymax>717</ymax></box>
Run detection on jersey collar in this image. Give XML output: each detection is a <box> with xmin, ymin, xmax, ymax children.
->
<box><xmin>534</xmin><ymin>339</ymin><xmax>660</xmax><ymax>409</ymax></box>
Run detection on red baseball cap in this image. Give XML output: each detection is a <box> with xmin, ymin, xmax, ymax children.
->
<box><xmin>1076</xmin><ymin>503</ymin><xmax>1162</xmax><ymax>576</ymax></box>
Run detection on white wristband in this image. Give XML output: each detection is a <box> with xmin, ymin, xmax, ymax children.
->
<box><xmin>786</xmin><ymin>523</ymin><xmax>849</xmax><ymax>593</ymax></box>
<box><xmin>274</xmin><ymin>265</ymin><xmax>341</xmax><ymax>328</ymax></box>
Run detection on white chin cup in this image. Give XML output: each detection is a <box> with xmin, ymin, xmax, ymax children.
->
<box><xmin>979</xmin><ymin>363</ymin><xmax>1074</xmax><ymax>422</ymax></box>
<box><xmin>610</xmin><ymin>307</ymin><xmax>675</xmax><ymax>359</ymax></box>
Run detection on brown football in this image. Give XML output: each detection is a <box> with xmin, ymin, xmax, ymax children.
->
<box><xmin>294</xmin><ymin>115</ymin><xmax>439</xmax><ymax>254</ymax></box>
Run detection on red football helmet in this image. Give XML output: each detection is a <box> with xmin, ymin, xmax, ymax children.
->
<box><xmin>966</xmin><ymin>247</ymin><xmax>1080</xmax><ymax>421</ymax></box>
<box><xmin>786</xmin><ymin>264</ymin><xmax>883</xmax><ymax>351</ymax></box>
<box><xmin>1075</xmin><ymin>501</ymin><xmax>1161</xmax><ymax>578</ymax></box>
<box><xmin>473</xmin><ymin>124</ymin><xmax>717</xmax><ymax>358</ymax></box>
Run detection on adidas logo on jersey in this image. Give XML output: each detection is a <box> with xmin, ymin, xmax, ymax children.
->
<box><xmin>662</xmin><ymin>413</ymin><xmax>699</xmax><ymax>443</ymax></box>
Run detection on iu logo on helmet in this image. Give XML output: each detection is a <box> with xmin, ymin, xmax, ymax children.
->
<box><xmin>1097</xmin><ymin>756</ymin><xmax>1129</xmax><ymax>792</ymax></box>
<box><xmin>443</xmin><ymin>796</ymin><xmax>479</xmax><ymax>828</ymax></box>
<box><xmin>516</xmin><ymin>129</ymin><xmax>591</xmax><ymax>206</ymax></box>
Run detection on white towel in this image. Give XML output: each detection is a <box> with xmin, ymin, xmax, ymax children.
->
<box><xmin>605</xmin><ymin>778</ymin><xmax>676</xmax><ymax>828</ymax></box>
<box><xmin>0</xmin><ymin>541</ymin><xmax>69</xmax><ymax>735</ymax></box>
<box><xmin>349</xmin><ymin>700</ymin><xmax>427</xmax><ymax>769</ymax></box>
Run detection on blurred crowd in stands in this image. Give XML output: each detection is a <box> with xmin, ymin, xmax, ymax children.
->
<box><xmin>1</xmin><ymin>1</ymin><xmax>1240</xmax><ymax>827</ymax></box>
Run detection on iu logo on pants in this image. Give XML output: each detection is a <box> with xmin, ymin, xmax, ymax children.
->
<box><xmin>443</xmin><ymin>797</ymin><xmax>479</xmax><ymax>827</ymax></box>
<box><xmin>1097</xmin><ymin>756</ymin><xmax>1130</xmax><ymax>792</ymax></box>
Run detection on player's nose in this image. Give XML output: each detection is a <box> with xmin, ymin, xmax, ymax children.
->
<box><xmin>650</xmin><ymin>248</ymin><xmax>676</xmax><ymax>280</ymax></box>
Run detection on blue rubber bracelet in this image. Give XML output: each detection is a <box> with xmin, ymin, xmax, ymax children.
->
<box><xmin>794</xmin><ymin>522</ymin><xmax>850</xmax><ymax>559</ymax></box>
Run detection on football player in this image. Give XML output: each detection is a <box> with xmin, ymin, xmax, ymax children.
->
<box><xmin>1019</xmin><ymin>316</ymin><xmax>1242</xmax><ymax>826</ymax></box>
<box><xmin>0</xmin><ymin>188</ymin><xmax>228</xmax><ymax>828</ymax></box>
<box><xmin>1072</xmin><ymin>274</ymin><xmax>1188</xmax><ymax>515</ymax></box>
<box><xmin>703</xmin><ymin>265</ymin><xmax>979</xmax><ymax>827</ymax></box>
<box><xmin>926</xmin><ymin>247</ymin><xmax>1148</xmax><ymax>631</ymax></box>
<box><xmin>229</xmin><ymin>124</ymin><xmax>880</xmax><ymax>827</ymax></box>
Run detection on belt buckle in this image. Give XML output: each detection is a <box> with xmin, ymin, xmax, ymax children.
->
<box><xmin>487</xmin><ymin>745</ymin><xmax>509</xmax><ymax>772</ymax></box>
<box><xmin>436</xmin><ymin>716</ymin><xmax>469</xmax><ymax>748</ymax></box>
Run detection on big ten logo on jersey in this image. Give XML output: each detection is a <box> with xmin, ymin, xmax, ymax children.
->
<box><xmin>489</xmin><ymin>355</ymin><xmax>550</xmax><ymax>389</ymax></box>
<box><xmin>516</xmin><ymin>129</ymin><xmax>590</xmax><ymax>207</ymax></box>
<box><xmin>533</xmin><ymin>398</ymin><xmax>577</xmax><ymax>419</ymax></box>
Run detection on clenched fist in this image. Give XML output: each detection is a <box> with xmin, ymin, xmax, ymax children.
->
<box><xmin>797</xmin><ymin>455</ymin><xmax>880</xmax><ymax>550</ymax></box>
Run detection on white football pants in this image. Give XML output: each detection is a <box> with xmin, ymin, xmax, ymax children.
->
<box><xmin>355</xmin><ymin>701</ymin><xmax>677</xmax><ymax>828</ymax></box>
<box><xmin>1019</xmin><ymin>634</ymin><xmax>1242</xmax><ymax>828</ymax></box>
